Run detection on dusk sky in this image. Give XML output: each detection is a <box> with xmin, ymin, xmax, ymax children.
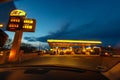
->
<box><xmin>1</xmin><ymin>0</ymin><xmax>120</xmax><ymax>47</ymax></box>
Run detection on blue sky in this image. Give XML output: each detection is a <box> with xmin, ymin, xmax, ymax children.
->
<box><xmin>1</xmin><ymin>0</ymin><xmax>120</xmax><ymax>47</ymax></box>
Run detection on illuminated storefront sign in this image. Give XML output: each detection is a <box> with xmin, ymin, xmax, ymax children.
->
<box><xmin>7</xmin><ymin>10</ymin><xmax>36</xmax><ymax>32</ymax></box>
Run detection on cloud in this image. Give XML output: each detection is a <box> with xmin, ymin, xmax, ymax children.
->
<box><xmin>24</xmin><ymin>22</ymin><xmax>71</xmax><ymax>42</ymax></box>
<box><xmin>24</xmin><ymin>18</ymin><xmax>120</xmax><ymax>46</ymax></box>
<box><xmin>24</xmin><ymin>37</ymin><xmax>37</xmax><ymax>42</ymax></box>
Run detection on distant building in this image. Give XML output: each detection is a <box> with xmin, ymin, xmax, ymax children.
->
<box><xmin>0</xmin><ymin>29</ymin><xmax>8</xmax><ymax>47</ymax></box>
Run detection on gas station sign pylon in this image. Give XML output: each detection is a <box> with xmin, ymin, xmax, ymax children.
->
<box><xmin>7</xmin><ymin>9</ymin><xmax>36</xmax><ymax>62</ymax></box>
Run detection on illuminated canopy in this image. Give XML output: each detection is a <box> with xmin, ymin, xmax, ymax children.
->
<box><xmin>10</xmin><ymin>9</ymin><xmax>26</xmax><ymax>16</ymax></box>
<box><xmin>47</xmin><ymin>39</ymin><xmax>102</xmax><ymax>47</ymax></box>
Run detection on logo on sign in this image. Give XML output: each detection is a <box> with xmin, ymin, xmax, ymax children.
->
<box><xmin>10</xmin><ymin>9</ymin><xmax>26</xmax><ymax>17</ymax></box>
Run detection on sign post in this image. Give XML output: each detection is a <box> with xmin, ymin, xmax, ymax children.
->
<box><xmin>7</xmin><ymin>9</ymin><xmax>36</xmax><ymax>62</ymax></box>
<box><xmin>9</xmin><ymin>30</ymin><xmax>23</xmax><ymax>62</ymax></box>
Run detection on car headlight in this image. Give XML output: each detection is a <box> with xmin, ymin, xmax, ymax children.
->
<box><xmin>0</xmin><ymin>53</ymin><xmax>3</xmax><ymax>56</ymax></box>
<box><xmin>105</xmin><ymin>52</ymin><xmax>109</xmax><ymax>55</ymax></box>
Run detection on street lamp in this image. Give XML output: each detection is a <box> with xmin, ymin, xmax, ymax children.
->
<box><xmin>0</xmin><ymin>24</ymin><xmax>3</xmax><ymax>28</ymax></box>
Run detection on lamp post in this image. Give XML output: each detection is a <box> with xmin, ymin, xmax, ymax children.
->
<box><xmin>39</xmin><ymin>42</ymin><xmax>41</xmax><ymax>51</ymax></box>
<box><xmin>0</xmin><ymin>24</ymin><xmax>3</xmax><ymax>28</ymax></box>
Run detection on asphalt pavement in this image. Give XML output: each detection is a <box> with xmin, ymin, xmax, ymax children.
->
<box><xmin>19</xmin><ymin>55</ymin><xmax>120</xmax><ymax>71</ymax></box>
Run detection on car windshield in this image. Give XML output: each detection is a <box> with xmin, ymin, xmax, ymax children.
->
<box><xmin>0</xmin><ymin>0</ymin><xmax>120</xmax><ymax>72</ymax></box>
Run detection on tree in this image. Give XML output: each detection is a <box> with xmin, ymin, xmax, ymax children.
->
<box><xmin>20</xmin><ymin>42</ymin><xmax>37</xmax><ymax>53</ymax></box>
<box><xmin>3</xmin><ymin>38</ymin><xmax>12</xmax><ymax>49</ymax></box>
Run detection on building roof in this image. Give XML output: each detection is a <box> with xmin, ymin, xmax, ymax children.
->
<box><xmin>47</xmin><ymin>39</ymin><xmax>102</xmax><ymax>47</ymax></box>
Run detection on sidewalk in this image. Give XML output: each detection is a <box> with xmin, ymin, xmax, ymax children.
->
<box><xmin>113</xmin><ymin>55</ymin><xmax>120</xmax><ymax>57</ymax></box>
<box><xmin>41</xmin><ymin>54</ymin><xmax>100</xmax><ymax>56</ymax></box>
<box><xmin>40</xmin><ymin>54</ymin><xmax>120</xmax><ymax>57</ymax></box>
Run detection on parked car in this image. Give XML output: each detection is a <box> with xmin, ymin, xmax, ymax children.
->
<box><xmin>100</xmin><ymin>50</ymin><xmax>113</xmax><ymax>56</ymax></box>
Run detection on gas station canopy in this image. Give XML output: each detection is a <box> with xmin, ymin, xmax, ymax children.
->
<box><xmin>47</xmin><ymin>39</ymin><xmax>102</xmax><ymax>47</ymax></box>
